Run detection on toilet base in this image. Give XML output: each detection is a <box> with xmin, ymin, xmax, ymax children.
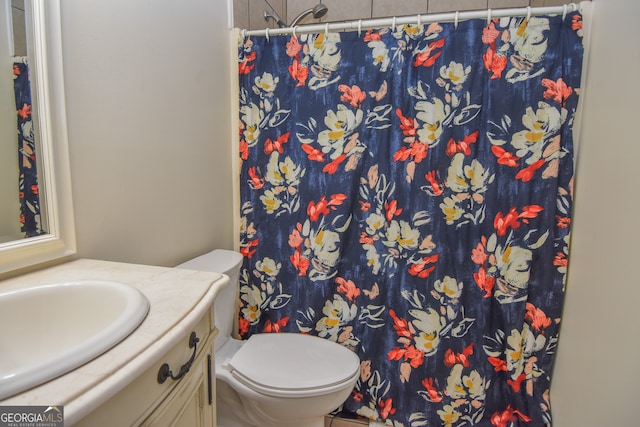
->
<box><xmin>216</xmin><ymin>382</ymin><xmax>326</xmax><ymax>427</ymax></box>
<box><xmin>217</xmin><ymin>401</ymin><xmax>326</xmax><ymax>427</ymax></box>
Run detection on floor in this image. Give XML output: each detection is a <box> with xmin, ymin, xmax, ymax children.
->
<box><xmin>325</xmin><ymin>414</ymin><xmax>370</xmax><ymax>427</ymax></box>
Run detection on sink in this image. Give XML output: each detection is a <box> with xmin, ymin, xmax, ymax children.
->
<box><xmin>0</xmin><ymin>280</ymin><xmax>150</xmax><ymax>400</ymax></box>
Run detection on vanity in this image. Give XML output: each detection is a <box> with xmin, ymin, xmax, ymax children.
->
<box><xmin>0</xmin><ymin>258</ymin><xmax>229</xmax><ymax>426</ymax></box>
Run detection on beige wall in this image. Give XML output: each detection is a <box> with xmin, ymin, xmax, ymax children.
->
<box><xmin>234</xmin><ymin>0</ymin><xmax>568</xmax><ymax>29</ymax></box>
<box><xmin>59</xmin><ymin>0</ymin><xmax>235</xmax><ymax>267</ymax></box>
<box><xmin>552</xmin><ymin>1</ymin><xmax>640</xmax><ymax>426</ymax></box>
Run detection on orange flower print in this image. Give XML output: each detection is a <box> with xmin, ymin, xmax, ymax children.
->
<box><xmin>424</xmin><ymin>170</ymin><xmax>444</xmax><ymax>196</ymax></box>
<box><xmin>379</xmin><ymin>398</ymin><xmax>396</xmax><ymax>419</ymax></box>
<box><xmin>239</xmin><ymin>140</ymin><xmax>249</xmax><ymax>160</ymax></box>
<box><xmin>247</xmin><ymin>166</ymin><xmax>264</xmax><ymax>189</ymax></box>
<box><xmin>491</xmin><ymin>145</ymin><xmax>521</xmax><ymax>167</ymax></box>
<box><xmin>421</xmin><ymin>378</ymin><xmax>444</xmax><ymax>403</ymax></box>
<box><xmin>18</xmin><ymin>103</ymin><xmax>31</xmax><ymax>119</ymax></box>
<box><xmin>445</xmin><ymin>131</ymin><xmax>479</xmax><ymax>157</ymax></box>
<box><xmin>322</xmin><ymin>154</ymin><xmax>347</xmax><ymax>174</ymax></box>
<box><xmin>289</xmin><ymin>58</ymin><xmax>308</xmax><ymax>87</ymax></box>
<box><xmin>515</xmin><ymin>159</ymin><xmax>545</xmax><ymax>182</ymax></box>
<box><xmin>572</xmin><ymin>14</ymin><xmax>582</xmax><ymax>31</ymax></box>
<box><xmin>542</xmin><ymin>78</ymin><xmax>573</xmax><ymax>105</ymax></box>
<box><xmin>240</xmin><ymin>238</ymin><xmax>259</xmax><ymax>259</ymax></box>
<box><xmin>339</xmin><ymin>84</ymin><xmax>366</xmax><ymax>108</ymax></box>
<box><xmin>301</xmin><ymin>143</ymin><xmax>326</xmax><ymax>162</ymax></box>
<box><xmin>413</xmin><ymin>38</ymin><xmax>445</xmax><ymax>67</ymax></box>
<box><xmin>336</xmin><ymin>277</ymin><xmax>361</xmax><ymax>302</ymax></box>
<box><xmin>471</xmin><ymin>237</ymin><xmax>488</xmax><ymax>265</ymax></box>
<box><xmin>474</xmin><ymin>266</ymin><xmax>495</xmax><ymax>298</ymax></box>
<box><xmin>384</xmin><ymin>199</ymin><xmax>402</xmax><ymax>222</ymax></box>
<box><xmin>263</xmin><ymin>316</ymin><xmax>289</xmax><ymax>333</ymax></box>
<box><xmin>443</xmin><ymin>343</ymin><xmax>474</xmax><ymax>368</ymax></box>
<box><xmin>483</xmin><ymin>45</ymin><xmax>507</xmax><ymax>79</ymax></box>
<box><xmin>524</xmin><ymin>303</ymin><xmax>552</xmax><ymax>332</ymax></box>
<box><xmin>307</xmin><ymin>194</ymin><xmax>348</xmax><ymax>222</ymax></box>
<box><xmin>494</xmin><ymin>205</ymin><xmax>544</xmax><ymax>236</ymax></box>
<box><xmin>363</xmin><ymin>29</ymin><xmax>382</xmax><ymax>42</ymax></box>
<box><xmin>290</xmin><ymin>248</ymin><xmax>309</xmax><ymax>276</ymax></box>
<box><xmin>556</xmin><ymin>215</ymin><xmax>571</xmax><ymax>228</ymax></box>
<box><xmin>286</xmin><ymin>35</ymin><xmax>302</xmax><ymax>57</ymax></box>
<box><xmin>263</xmin><ymin>132</ymin><xmax>290</xmax><ymax>155</ymax></box>
<box><xmin>238</xmin><ymin>51</ymin><xmax>256</xmax><ymax>75</ymax></box>
<box><xmin>238</xmin><ymin>317</ymin><xmax>250</xmax><ymax>335</ymax></box>
<box><xmin>490</xmin><ymin>406</ymin><xmax>531</xmax><ymax>427</ymax></box>
<box><xmin>396</xmin><ymin>108</ymin><xmax>417</xmax><ymax>138</ymax></box>
<box><xmin>554</xmin><ymin>252</ymin><xmax>568</xmax><ymax>269</ymax></box>
<box><xmin>408</xmin><ymin>254</ymin><xmax>439</xmax><ymax>279</ymax></box>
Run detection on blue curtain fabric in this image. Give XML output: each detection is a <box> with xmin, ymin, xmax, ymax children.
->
<box><xmin>238</xmin><ymin>12</ymin><xmax>583</xmax><ymax>426</ymax></box>
<box><xmin>13</xmin><ymin>61</ymin><xmax>43</xmax><ymax>237</ymax></box>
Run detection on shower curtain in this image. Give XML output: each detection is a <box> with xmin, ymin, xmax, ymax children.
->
<box><xmin>238</xmin><ymin>10</ymin><xmax>584</xmax><ymax>426</ymax></box>
<box><xmin>13</xmin><ymin>60</ymin><xmax>42</xmax><ymax>237</ymax></box>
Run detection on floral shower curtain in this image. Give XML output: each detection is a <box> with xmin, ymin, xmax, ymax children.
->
<box><xmin>13</xmin><ymin>60</ymin><xmax>43</xmax><ymax>237</ymax></box>
<box><xmin>238</xmin><ymin>10</ymin><xmax>584</xmax><ymax>427</ymax></box>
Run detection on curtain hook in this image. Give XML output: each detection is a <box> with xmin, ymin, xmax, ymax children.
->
<box><xmin>292</xmin><ymin>25</ymin><xmax>298</xmax><ymax>38</ymax></box>
<box><xmin>486</xmin><ymin>9</ymin><xmax>492</xmax><ymax>26</ymax></box>
<box><xmin>265</xmin><ymin>27</ymin><xmax>270</xmax><ymax>42</ymax></box>
<box><xmin>562</xmin><ymin>4</ymin><xmax>568</xmax><ymax>19</ymax></box>
<box><xmin>392</xmin><ymin>16</ymin><xmax>396</xmax><ymax>32</ymax></box>
<box><xmin>417</xmin><ymin>13</ymin><xmax>421</xmax><ymax>28</ymax></box>
<box><xmin>325</xmin><ymin>22</ymin><xmax>330</xmax><ymax>36</ymax></box>
<box><xmin>358</xmin><ymin>19</ymin><xmax>362</xmax><ymax>36</ymax></box>
<box><xmin>454</xmin><ymin>11</ymin><xmax>459</xmax><ymax>28</ymax></box>
<box><xmin>526</xmin><ymin>6</ymin><xmax>531</xmax><ymax>22</ymax></box>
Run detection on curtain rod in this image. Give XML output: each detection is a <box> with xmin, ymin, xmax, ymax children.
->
<box><xmin>242</xmin><ymin>3</ymin><xmax>582</xmax><ymax>38</ymax></box>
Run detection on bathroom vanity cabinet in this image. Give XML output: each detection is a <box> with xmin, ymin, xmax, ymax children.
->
<box><xmin>0</xmin><ymin>259</ymin><xmax>228</xmax><ymax>427</ymax></box>
<box><xmin>75</xmin><ymin>307</ymin><xmax>217</xmax><ymax>427</ymax></box>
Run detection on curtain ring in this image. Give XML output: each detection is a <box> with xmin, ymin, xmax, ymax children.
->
<box><xmin>562</xmin><ymin>4</ymin><xmax>568</xmax><ymax>19</ymax></box>
<box><xmin>392</xmin><ymin>16</ymin><xmax>396</xmax><ymax>32</ymax></box>
<box><xmin>526</xmin><ymin>6</ymin><xmax>531</xmax><ymax>22</ymax></box>
<box><xmin>241</xmin><ymin>29</ymin><xmax>246</xmax><ymax>39</ymax></box>
<box><xmin>265</xmin><ymin>27</ymin><xmax>270</xmax><ymax>42</ymax></box>
<box><xmin>358</xmin><ymin>19</ymin><xmax>362</xmax><ymax>36</ymax></box>
<box><xmin>292</xmin><ymin>26</ymin><xmax>298</xmax><ymax>38</ymax></box>
<box><xmin>486</xmin><ymin>9</ymin><xmax>492</xmax><ymax>26</ymax></box>
<box><xmin>454</xmin><ymin>11</ymin><xmax>459</xmax><ymax>28</ymax></box>
<box><xmin>325</xmin><ymin>22</ymin><xmax>330</xmax><ymax>36</ymax></box>
<box><xmin>417</xmin><ymin>13</ymin><xmax>421</xmax><ymax>28</ymax></box>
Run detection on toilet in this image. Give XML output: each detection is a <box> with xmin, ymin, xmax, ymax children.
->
<box><xmin>176</xmin><ymin>249</ymin><xmax>360</xmax><ymax>427</ymax></box>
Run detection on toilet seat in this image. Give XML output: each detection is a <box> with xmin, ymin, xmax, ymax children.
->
<box><xmin>227</xmin><ymin>333</ymin><xmax>360</xmax><ymax>398</ymax></box>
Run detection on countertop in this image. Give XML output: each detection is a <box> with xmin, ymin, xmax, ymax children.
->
<box><xmin>0</xmin><ymin>258</ymin><xmax>229</xmax><ymax>425</ymax></box>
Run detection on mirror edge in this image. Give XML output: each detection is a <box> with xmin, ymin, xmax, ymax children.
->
<box><xmin>0</xmin><ymin>0</ymin><xmax>76</xmax><ymax>276</ymax></box>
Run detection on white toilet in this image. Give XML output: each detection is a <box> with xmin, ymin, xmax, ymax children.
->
<box><xmin>176</xmin><ymin>249</ymin><xmax>360</xmax><ymax>427</ymax></box>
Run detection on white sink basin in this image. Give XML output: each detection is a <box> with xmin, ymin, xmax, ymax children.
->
<box><xmin>0</xmin><ymin>280</ymin><xmax>150</xmax><ymax>400</ymax></box>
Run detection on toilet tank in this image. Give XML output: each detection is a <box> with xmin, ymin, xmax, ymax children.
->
<box><xmin>175</xmin><ymin>250</ymin><xmax>244</xmax><ymax>349</ymax></box>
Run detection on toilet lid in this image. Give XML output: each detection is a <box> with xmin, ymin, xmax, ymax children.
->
<box><xmin>228</xmin><ymin>333</ymin><xmax>359</xmax><ymax>396</ymax></box>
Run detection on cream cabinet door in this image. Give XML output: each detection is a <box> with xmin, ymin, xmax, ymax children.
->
<box><xmin>142</xmin><ymin>337</ymin><xmax>216</xmax><ymax>427</ymax></box>
<box><xmin>142</xmin><ymin>338</ymin><xmax>215</xmax><ymax>427</ymax></box>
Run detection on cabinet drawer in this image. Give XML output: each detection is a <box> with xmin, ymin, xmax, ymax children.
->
<box><xmin>74</xmin><ymin>312</ymin><xmax>216</xmax><ymax>427</ymax></box>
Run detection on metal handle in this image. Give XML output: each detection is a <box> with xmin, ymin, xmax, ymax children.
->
<box><xmin>157</xmin><ymin>332</ymin><xmax>200</xmax><ymax>384</ymax></box>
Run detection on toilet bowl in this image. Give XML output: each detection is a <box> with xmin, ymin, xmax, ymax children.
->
<box><xmin>176</xmin><ymin>249</ymin><xmax>360</xmax><ymax>427</ymax></box>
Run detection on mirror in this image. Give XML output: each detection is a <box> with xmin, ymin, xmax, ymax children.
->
<box><xmin>0</xmin><ymin>0</ymin><xmax>75</xmax><ymax>275</ymax></box>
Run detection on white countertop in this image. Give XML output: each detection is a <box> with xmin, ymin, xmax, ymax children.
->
<box><xmin>0</xmin><ymin>258</ymin><xmax>229</xmax><ymax>425</ymax></box>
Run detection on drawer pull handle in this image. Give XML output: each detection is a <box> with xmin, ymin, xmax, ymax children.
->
<box><xmin>157</xmin><ymin>332</ymin><xmax>200</xmax><ymax>384</ymax></box>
